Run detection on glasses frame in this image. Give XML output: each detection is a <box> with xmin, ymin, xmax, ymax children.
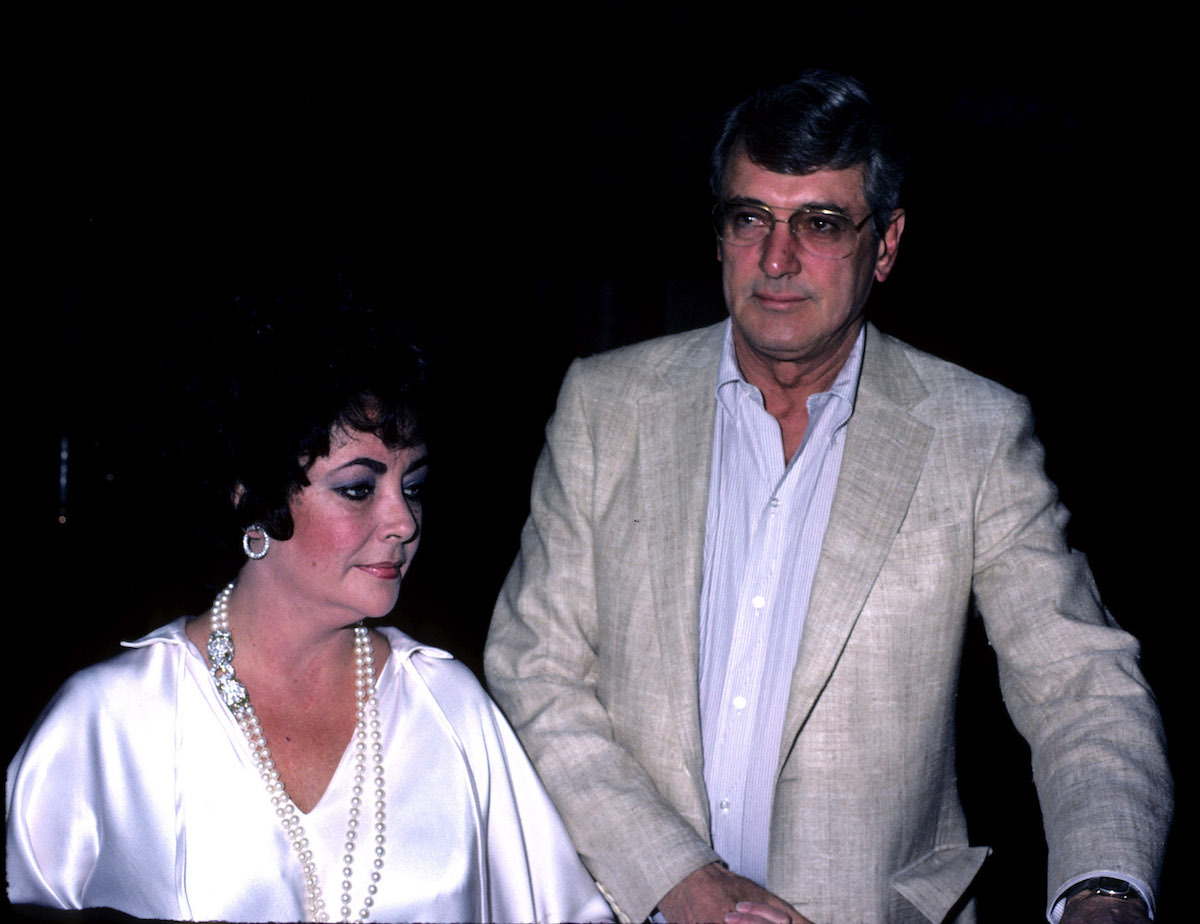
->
<box><xmin>712</xmin><ymin>200</ymin><xmax>875</xmax><ymax>259</ymax></box>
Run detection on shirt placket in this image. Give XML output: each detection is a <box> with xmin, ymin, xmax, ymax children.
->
<box><xmin>709</xmin><ymin>400</ymin><xmax>802</xmax><ymax>872</ymax></box>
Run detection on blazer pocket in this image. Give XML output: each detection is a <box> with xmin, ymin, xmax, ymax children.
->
<box><xmin>890</xmin><ymin>844</ymin><xmax>991</xmax><ymax>923</ymax></box>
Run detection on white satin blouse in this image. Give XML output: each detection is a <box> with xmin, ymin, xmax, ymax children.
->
<box><xmin>6</xmin><ymin>619</ymin><xmax>612</xmax><ymax>923</ymax></box>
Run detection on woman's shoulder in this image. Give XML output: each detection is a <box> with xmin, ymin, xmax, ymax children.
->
<box><xmin>87</xmin><ymin>616</ymin><xmax>191</xmax><ymax>685</ymax></box>
<box><xmin>378</xmin><ymin>626</ymin><xmax>484</xmax><ymax>690</ymax></box>
<box><xmin>25</xmin><ymin>618</ymin><xmax>194</xmax><ymax>739</ymax></box>
<box><xmin>377</xmin><ymin>626</ymin><xmax>503</xmax><ymax>726</ymax></box>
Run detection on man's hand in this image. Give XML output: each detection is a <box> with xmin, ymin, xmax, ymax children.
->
<box><xmin>1061</xmin><ymin>891</ymin><xmax>1151</xmax><ymax>923</ymax></box>
<box><xmin>657</xmin><ymin>862</ymin><xmax>813</xmax><ymax>924</ymax></box>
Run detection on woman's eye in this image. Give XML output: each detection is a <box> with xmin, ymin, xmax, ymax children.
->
<box><xmin>403</xmin><ymin>480</ymin><xmax>426</xmax><ymax>501</ymax></box>
<box><xmin>337</xmin><ymin>482</ymin><xmax>375</xmax><ymax>501</ymax></box>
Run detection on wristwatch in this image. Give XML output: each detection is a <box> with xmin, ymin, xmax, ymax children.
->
<box><xmin>1066</xmin><ymin>877</ymin><xmax>1136</xmax><ymax>901</ymax></box>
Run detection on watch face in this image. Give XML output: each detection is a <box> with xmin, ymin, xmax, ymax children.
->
<box><xmin>1093</xmin><ymin>878</ymin><xmax>1133</xmax><ymax>898</ymax></box>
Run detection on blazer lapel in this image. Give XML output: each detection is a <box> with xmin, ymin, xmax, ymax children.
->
<box><xmin>638</xmin><ymin>329</ymin><xmax>721</xmax><ymax>792</ymax></box>
<box><xmin>778</xmin><ymin>326</ymin><xmax>934</xmax><ymax>771</ymax></box>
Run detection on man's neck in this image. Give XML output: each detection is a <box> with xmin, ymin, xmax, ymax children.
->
<box><xmin>730</xmin><ymin>321</ymin><xmax>862</xmax><ymax>463</ymax></box>
<box><xmin>734</xmin><ymin>323</ymin><xmax>859</xmax><ymax>410</ymax></box>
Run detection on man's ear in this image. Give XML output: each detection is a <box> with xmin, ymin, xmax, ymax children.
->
<box><xmin>874</xmin><ymin>209</ymin><xmax>905</xmax><ymax>282</ymax></box>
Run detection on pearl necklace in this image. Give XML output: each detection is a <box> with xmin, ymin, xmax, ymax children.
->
<box><xmin>208</xmin><ymin>583</ymin><xmax>387</xmax><ymax>922</ymax></box>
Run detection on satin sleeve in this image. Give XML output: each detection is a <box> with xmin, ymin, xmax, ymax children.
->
<box><xmin>398</xmin><ymin>645</ymin><xmax>614</xmax><ymax>923</ymax></box>
<box><xmin>6</xmin><ymin>645</ymin><xmax>183</xmax><ymax>916</ymax></box>
<box><xmin>5</xmin><ymin>674</ymin><xmax>102</xmax><ymax>909</ymax></box>
<box><xmin>479</xmin><ymin>697</ymin><xmax>615</xmax><ymax>923</ymax></box>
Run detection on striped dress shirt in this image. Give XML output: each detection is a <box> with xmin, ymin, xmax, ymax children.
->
<box><xmin>698</xmin><ymin>321</ymin><xmax>864</xmax><ymax>886</ymax></box>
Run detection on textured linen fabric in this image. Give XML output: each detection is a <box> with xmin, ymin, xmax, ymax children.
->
<box><xmin>6</xmin><ymin>619</ymin><xmax>613</xmax><ymax>923</ymax></box>
<box><xmin>484</xmin><ymin>321</ymin><xmax>1172</xmax><ymax>923</ymax></box>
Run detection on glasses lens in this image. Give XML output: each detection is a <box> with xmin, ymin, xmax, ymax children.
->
<box><xmin>790</xmin><ymin>210</ymin><xmax>856</xmax><ymax>257</ymax></box>
<box><xmin>716</xmin><ymin>204</ymin><xmax>772</xmax><ymax>245</ymax></box>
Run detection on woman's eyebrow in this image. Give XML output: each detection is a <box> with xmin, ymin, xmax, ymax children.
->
<box><xmin>332</xmin><ymin>457</ymin><xmax>388</xmax><ymax>475</ymax></box>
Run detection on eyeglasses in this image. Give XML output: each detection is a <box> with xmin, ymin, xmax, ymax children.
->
<box><xmin>712</xmin><ymin>200</ymin><xmax>874</xmax><ymax>259</ymax></box>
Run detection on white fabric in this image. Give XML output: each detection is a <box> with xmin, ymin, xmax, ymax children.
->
<box><xmin>6</xmin><ymin>618</ymin><xmax>613</xmax><ymax>923</ymax></box>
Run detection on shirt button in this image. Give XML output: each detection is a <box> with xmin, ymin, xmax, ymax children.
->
<box><xmin>719</xmin><ymin>799</ymin><xmax>730</xmax><ymax>812</ymax></box>
<box><xmin>751</xmin><ymin>594</ymin><xmax>766</xmax><ymax>609</ymax></box>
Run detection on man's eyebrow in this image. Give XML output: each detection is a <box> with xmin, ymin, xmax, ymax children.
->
<box><xmin>802</xmin><ymin>201</ymin><xmax>853</xmax><ymax>216</ymax></box>
<box><xmin>725</xmin><ymin>194</ymin><xmax>853</xmax><ymax>216</ymax></box>
<box><xmin>724</xmin><ymin>194</ymin><xmax>770</xmax><ymax>207</ymax></box>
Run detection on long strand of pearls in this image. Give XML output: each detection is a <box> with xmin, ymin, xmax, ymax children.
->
<box><xmin>208</xmin><ymin>583</ymin><xmax>386</xmax><ymax>922</ymax></box>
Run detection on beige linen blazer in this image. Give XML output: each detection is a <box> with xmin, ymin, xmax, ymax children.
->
<box><xmin>485</xmin><ymin>322</ymin><xmax>1170</xmax><ymax>923</ymax></box>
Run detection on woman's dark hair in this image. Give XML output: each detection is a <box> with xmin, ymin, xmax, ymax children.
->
<box><xmin>219</xmin><ymin>274</ymin><xmax>432</xmax><ymax>542</ymax></box>
<box><xmin>710</xmin><ymin>70</ymin><xmax>907</xmax><ymax>237</ymax></box>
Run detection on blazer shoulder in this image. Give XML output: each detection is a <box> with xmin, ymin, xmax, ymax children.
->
<box><xmin>867</xmin><ymin>326</ymin><xmax>1027</xmax><ymax>417</ymax></box>
<box><xmin>572</xmin><ymin>322</ymin><xmax>724</xmax><ymax>393</ymax></box>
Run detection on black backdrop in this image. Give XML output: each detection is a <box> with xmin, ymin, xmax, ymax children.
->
<box><xmin>15</xmin><ymin>8</ymin><xmax>1189</xmax><ymax>921</ymax></box>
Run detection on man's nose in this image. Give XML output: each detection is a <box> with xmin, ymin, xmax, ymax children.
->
<box><xmin>759</xmin><ymin>224</ymin><xmax>803</xmax><ymax>278</ymax></box>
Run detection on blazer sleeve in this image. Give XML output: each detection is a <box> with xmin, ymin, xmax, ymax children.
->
<box><xmin>484</xmin><ymin>359</ymin><xmax>719</xmax><ymax>922</ymax></box>
<box><xmin>967</xmin><ymin>395</ymin><xmax>1172</xmax><ymax>912</ymax></box>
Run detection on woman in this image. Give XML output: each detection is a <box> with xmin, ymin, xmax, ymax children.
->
<box><xmin>6</xmin><ymin>291</ymin><xmax>612</xmax><ymax>923</ymax></box>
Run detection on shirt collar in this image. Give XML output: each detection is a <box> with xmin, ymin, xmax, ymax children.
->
<box><xmin>716</xmin><ymin>319</ymin><xmax>866</xmax><ymax>421</ymax></box>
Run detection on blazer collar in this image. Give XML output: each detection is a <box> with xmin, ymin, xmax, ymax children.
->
<box><xmin>637</xmin><ymin>323</ymin><xmax>723</xmax><ymax>792</ymax></box>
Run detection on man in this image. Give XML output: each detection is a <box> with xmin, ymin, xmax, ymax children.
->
<box><xmin>484</xmin><ymin>71</ymin><xmax>1171</xmax><ymax>923</ymax></box>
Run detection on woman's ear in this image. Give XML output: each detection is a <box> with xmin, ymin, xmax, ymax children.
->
<box><xmin>231</xmin><ymin>483</ymin><xmax>246</xmax><ymax>510</ymax></box>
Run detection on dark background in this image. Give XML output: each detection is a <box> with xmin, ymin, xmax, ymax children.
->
<box><xmin>13</xmin><ymin>8</ymin><xmax>1189</xmax><ymax>921</ymax></box>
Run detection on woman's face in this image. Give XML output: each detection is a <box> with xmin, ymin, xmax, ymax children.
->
<box><xmin>262</xmin><ymin>428</ymin><xmax>428</xmax><ymax>625</ymax></box>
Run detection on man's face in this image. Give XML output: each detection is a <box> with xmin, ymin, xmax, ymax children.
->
<box><xmin>718</xmin><ymin>150</ymin><xmax>904</xmax><ymax>377</ymax></box>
